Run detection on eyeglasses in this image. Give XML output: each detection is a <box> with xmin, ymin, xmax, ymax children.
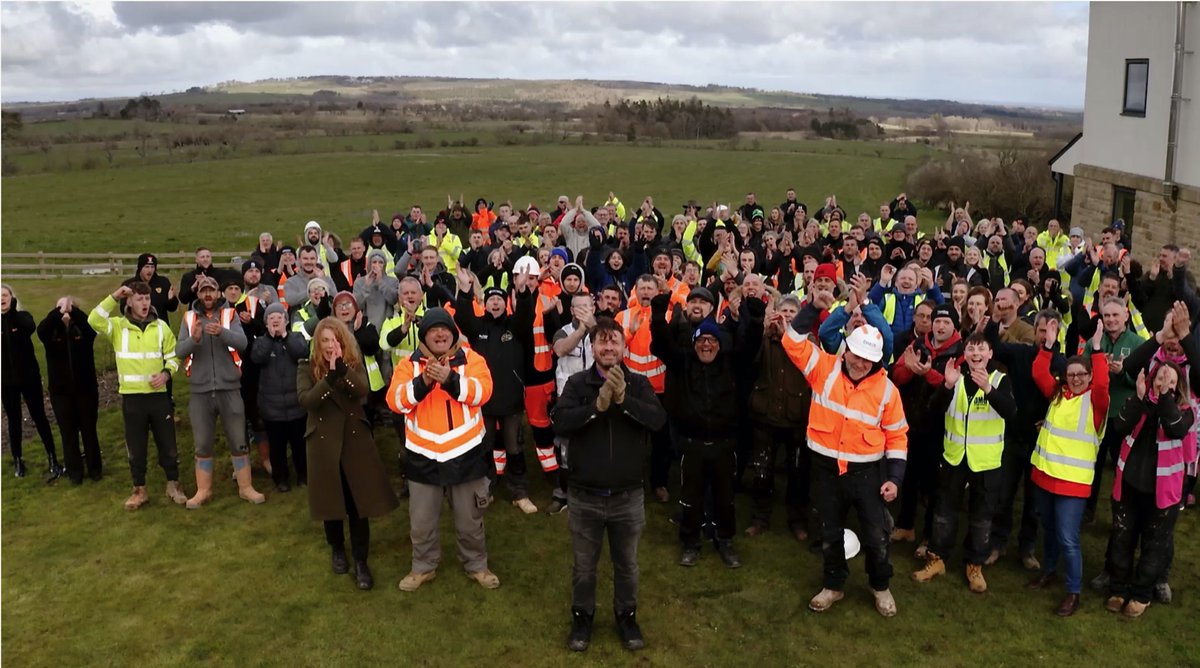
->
<box><xmin>1065</xmin><ymin>371</ymin><xmax>1091</xmax><ymax>379</ymax></box>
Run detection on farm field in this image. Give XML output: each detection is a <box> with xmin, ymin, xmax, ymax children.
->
<box><xmin>2</xmin><ymin>137</ymin><xmax>1197</xmax><ymax>666</ymax></box>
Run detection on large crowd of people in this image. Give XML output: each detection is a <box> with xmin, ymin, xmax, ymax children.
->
<box><xmin>3</xmin><ymin>190</ymin><xmax>1197</xmax><ymax>651</ymax></box>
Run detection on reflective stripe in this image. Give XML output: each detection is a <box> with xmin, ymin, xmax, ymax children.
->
<box><xmin>627</xmin><ymin>365</ymin><xmax>665</xmax><ymax>379</ymax></box>
<box><xmin>885</xmin><ymin>449</ymin><xmax>908</xmax><ymax>460</ymax></box>
<box><xmin>1159</xmin><ymin>439</ymin><xmax>1184</xmax><ymax>453</ymax></box>
<box><xmin>1042</xmin><ymin>423</ymin><xmax>1098</xmax><ymax>446</ymax></box>
<box><xmin>534</xmin><ymin>345</ymin><xmax>552</xmax><ymax>354</ymax></box>
<box><xmin>121</xmin><ymin>374</ymin><xmax>156</xmax><ymax>383</ymax></box>
<box><xmin>626</xmin><ymin>352</ymin><xmax>658</xmax><ymax>364</ymax></box>
<box><xmin>1032</xmin><ymin>445</ymin><xmax>1095</xmax><ymax>471</ymax></box>
<box><xmin>883</xmin><ymin>418</ymin><xmax>908</xmax><ymax>431</ymax></box>
<box><xmin>115</xmin><ymin>351</ymin><xmax>162</xmax><ymax>360</ymax></box>
<box><xmin>812</xmin><ymin>393</ymin><xmax>881</xmax><ymax>426</ymax></box>
<box><xmin>807</xmin><ymin>438</ymin><xmax>884</xmax><ymax>463</ymax></box>
<box><xmin>405</xmin><ymin>424</ymin><xmax>483</xmax><ymax>461</ymax></box>
<box><xmin>1157</xmin><ymin>462</ymin><xmax>1187</xmax><ymax>476</ymax></box>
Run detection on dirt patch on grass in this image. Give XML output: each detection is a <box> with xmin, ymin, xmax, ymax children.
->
<box><xmin>0</xmin><ymin>370</ymin><xmax>121</xmax><ymax>455</ymax></box>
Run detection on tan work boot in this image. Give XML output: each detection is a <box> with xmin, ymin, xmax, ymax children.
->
<box><xmin>808</xmin><ymin>588</ymin><xmax>844</xmax><ymax>612</ymax></box>
<box><xmin>233</xmin><ymin>456</ymin><xmax>265</xmax><ymax>504</ymax></box>
<box><xmin>257</xmin><ymin>440</ymin><xmax>273</xmax><ymax>476</ymax></box>
<box><xmin>1123</xmin><ymin>600</ymin><xmax>1149</xmax><ymax>618</ymax></box>
<box><xmin>124</xmin><ymin>486</ymin><xmax>150</xmax><ymax>510</ymax></box>
<box><xmin>1105</xmin><ymin>595</ymin><xmax>1126</xmax><ymax>613</ymax></box>
<box><xmin>966</xmin><ymin>564</ymin><xmax>987</xmax><ymax>593</ymax></box>
<box><xmin>186</xmin><ymin>458</ymin><xmax>214</xmax><ymax>509</ymax></box>
<box><xmin>468</xmin><ymin>570</ymin><xmax>500</xmax><ymax>589</ymax></box>
<box><xmin>513</xmin><ymin>498</ymin><xmax>538</xmax><ymax>514</ymax></box>
<box><xmin>873</xmin><ymin>589</ymin><xmax>898</xmax><ymax>617</ymax></box>
<box><xmin>984</xmin><ymin>548</ymin><xmax>1002</xmax><ymax>566</ymax></box>
<box><xmin>912</xmin><ymin>556</ymin><xmax>945</xmax><ymax>582</ymax></box>
<box><xmin>398</xmin><ymin>570</ymin><xmax>437</xmax><ymax>592</ymax></box>
<box><xmin>1021</xmin><ymin>553</ymin><xmax>1042</xmax><ymax>571</ymax></box>
<box><xmin>165</xmin><ymin>480</ymin><xmax>188</xmax><ymax>505</ymax></box>
<box><xmin>890</xmin><ymin>528</ymin><xmax>916</xmax><ymax>543</ymax></box>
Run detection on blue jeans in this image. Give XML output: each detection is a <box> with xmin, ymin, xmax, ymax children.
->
<box><xmin>1037</xmin><ymin>486</ymin><xmax>1087</xmax><ymax>594</ymax></box>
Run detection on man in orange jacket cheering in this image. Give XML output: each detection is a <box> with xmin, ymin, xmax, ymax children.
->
<box><xmin>780</xmin><ymin>288</ymin><xmax>909</xmax><ymax>617</ymax></box>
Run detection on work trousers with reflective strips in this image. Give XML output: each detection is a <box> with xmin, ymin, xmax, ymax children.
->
<box><xmin>51</xmin><ymin>390</ymin><xmax>101</xmax><ymax>482</ymax></box>
<box><xmin>929</xmin><ymin>460</ymin><xmax>1000</xmax><ymax>565</ymax></box>
<box><xmin>748</xmin><ymin>424</ymin><xmax>810</xmax><ymax>529</ymax></box>
<box><xmin>408</xmin><ymin>477</ymin><xmax>489</xmax><ymax>574</ymax></box>
<box><xmin>568</xmin><ymin>488</ymin><xmax>645</xmax><ymax>615</ymax></box>
<box><xmin>813</xmin><ymin>461</ymin><xmax>893</xmax><ymax>591</ymax></box>
<box><xmin>189</xmin><ymin>389</ymin><xmax>248</xmax><ymax>457</ymax></box>
<box><xmin>121</xmin><ymin>393</ymin><xmax>179</xmax><ymax>486</ymax></box>
<box><xmin>895</xmin><ymin>426</ymin><xmax>938</xmax><ymax>536</ymax></box>
<box><xmin>1109</xmin><ymin>481</ymin><xmax>1179</xmax><ymax>604</ymax></box>
<box><xmin>990</xmin><ymin>432</ymin><xmax>1039</xmax><ymax>557</ymax></box>
<box><xmin>1086</xmin><ymin>419</ymin><xmax>1124</xmax><ymax>514</ymax></box>
<box><xmin>483</xmin><ymin>414</ymin><xmax>527</xmax><ymax>500</ymax></box>
<box><xmin>265</xmin><ymin>417</ymin><xmax>307</xmax><ymax>486</ymax></box>
<box><xmin>679</xmin><ymin>437</ymin><xmax>736</xmax><ymax>546</ymax></box>
<box><xmin>323</xmin><ymin>465</ymin><xmax>369</xmax><ymax>561</ymax></box>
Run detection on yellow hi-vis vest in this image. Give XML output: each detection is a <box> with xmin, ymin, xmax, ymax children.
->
<box><xmin>88</xmin><ymin>295</ymin><xmax>180</xmax><ymax>394</ymax></box>
<box><xmin>379</xmin><ymin>303</ymin><xmax>427</xmax><ymax>367</ymax></box>
<box><xmin>880</xmin><ymin>293</ymin><xmax>926</xmax><ymax>324</ymax></box>
<box><xmin>943</xmin><ymin>370</ymin><xmax>1006</xmax><ymax>472</ymax></box>
<box><xmin>1033</xmin><ymin>390</ymin><xmax>1101</xmax><ymax>485</ymax></box>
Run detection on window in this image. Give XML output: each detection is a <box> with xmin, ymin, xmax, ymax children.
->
<box><xmin>1123</xmin><ymin>59</ymin><xmax>1148</xmax><ymax>116</ymax></box>
<box><xmin>1113</xmin><ymin>186</ymin><xmax>1136</xmax><ymax>230</ymax></box>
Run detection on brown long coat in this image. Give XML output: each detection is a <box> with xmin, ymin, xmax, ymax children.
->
<box><xmin>297</xmin><ymin>361</ymin><xmax>399</xmax><ymax>521</ymax></box>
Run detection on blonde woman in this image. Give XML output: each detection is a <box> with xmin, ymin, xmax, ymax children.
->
<box><xmin>297</xmin><ymin>317</ymin><xmax>398</xmax><ymax>591</ymax></box>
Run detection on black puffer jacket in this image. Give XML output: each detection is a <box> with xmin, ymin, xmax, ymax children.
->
<box><xmin>453</xmin><ymin>288</ymin><xmax>534</xmax><ymax>416</ymax></box>
<box><xmin>249</xmin><ymin>331</ymin><xmax>308</xmax><ymax>422</ymax></box>
<box><xmin>36</xmin><ymin>307</ymin><xmax>98</xmax><ymax>396</ymax></box>
<box><xmin>1</xmin><ymin>310</ymin><xmax>40</xmax><ymax>386</ymax></box>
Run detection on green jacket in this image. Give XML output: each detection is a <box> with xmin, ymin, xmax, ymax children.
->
<box><xmin>1085</xmin><ymin>328</ymin><xmax>1147</xmax><ymax>419</ymax></box>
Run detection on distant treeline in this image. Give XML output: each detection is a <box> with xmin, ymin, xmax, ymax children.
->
<box><xmin>590</xmin><ymin>98</ymin><xmax>737</xmax><ymax>140</ymax></box>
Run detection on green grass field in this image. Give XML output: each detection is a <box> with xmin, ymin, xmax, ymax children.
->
<box><xmin>2</xmin><ymin>139</ymin><xmax>1197</xmax><ymax>665</ymax></box>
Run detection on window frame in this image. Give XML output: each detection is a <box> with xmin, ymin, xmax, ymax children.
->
<box><xmin>1112</xmin><ymin>186</ymin><xmax>1136</xmax><ymax>230</ymax></box>
<box><xmin>1122</xmin><ymin>58</ymin><xmax>1149</xmax><ymax>117</ymax></box>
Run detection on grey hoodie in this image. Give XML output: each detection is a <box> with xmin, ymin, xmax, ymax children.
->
<box><xmin>175</xmin><ymin>297</ymin><xmax>248</xmax><ymax>393</ymax></box>
<box><xmin>283</xmin><ymin>267</ymin><xmax>336</xmax><ymax>310</ymax></box>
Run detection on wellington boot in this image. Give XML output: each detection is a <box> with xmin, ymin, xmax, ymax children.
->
<box><xmin>233</xmin><ymin>456</ymin><xmax>266</xmax><ymax>504</ymax></box>
<box><xmin>186</xmin><ymin>459</ymin><xmax>214</xmax><ymax>509</ymax></box>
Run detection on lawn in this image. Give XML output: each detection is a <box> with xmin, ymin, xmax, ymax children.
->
<box><xmin>2</xmin><ymin>141</ymin><xmax>1197</xmax><ymax>665</ymax></box>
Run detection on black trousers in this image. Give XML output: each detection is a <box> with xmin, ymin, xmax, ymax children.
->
<box><xmin>121</xmin><ymin>393</ymin><xmax>179</xmax><ymax>486</ymax></box>
<box><xmin>929</xmin><ymin>460</ymin><xmax>1000</xmax><ymax>565</ymax></box>
<box><xmin>568</xmin><ymin>488</ymin><xmax>644</xmax><ymax>615</ymax></box>
<box><xmin>324</xmin><ymin>466</ymin><xmax>370</xmax><ymax>561</ymax></box>
<box><xmin>265</xmin><ymin>417</ymin><xmax>308</xmax><ymax>486</ymax></box>
<box><xmin>990</xmin><ymin>432</ymin><xmax>1039</xmax><ymax>556</ymax></box>
<box><xmin>1087</xmin><ymin>419</ymin><xmax>1123</xmax><ymax>513</ymax></box>
<box><xmin>748</xmin><ymin>423</ymin><xmax>810</xmax><ymax>529</ymax></box>
<box><xmin>896</xmin><ymin>427</ymin><xmax>938</xmax><ymax>535</ymax></box>
<box><xmin>813</xmin><ymin>462</ymin><xmax>893</xmax><ymax>591</ymax></box>
<box><xmin>649</xmin><ymin>420</ymin><xmax>675</xmax><ymax>490</ymax></box>
<box><xmin>50</xmin><ymin>391</ymin><xmax>101</xmax><ymax>482</ymax></box>
<box><xmin>1109</xmin><ymin>481</ymin><xmax>1179</xmax><ymax>603</ymax></box>
<box><xmin>2</xmin><ymin>381</ymin><xmax>57</xmax><ymax>462</ymax></box>
<box><xmin>679</xmin><ymin>437</ymin><xmax>736</xmax><ymax>546</ymax></box>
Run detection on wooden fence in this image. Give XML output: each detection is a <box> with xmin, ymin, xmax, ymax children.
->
<box><xmin>1</xmin><ymin>251</ymin><xmax>248</xmax><ymax>280</ymax></box>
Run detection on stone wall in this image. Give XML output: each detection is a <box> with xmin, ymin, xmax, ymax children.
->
<box><xmin>1069</xmin><ymin>164</ymin><xmax>1200</xmax><ymax>266</ymax></box>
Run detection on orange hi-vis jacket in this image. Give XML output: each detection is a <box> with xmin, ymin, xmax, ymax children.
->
<box><xmin>386</xmin><ymin>345</ymin><xmax>494</xmax><ymax>485</ymax></box>
<box><xmin>615</xmin><ymin>299</ymin><xmax>668</xmax><ymax>394</ymax></box>
<box><xmin>781</xmin><ymin>326</ymin><xmax>908</xmax><ymax>474</ymax></box>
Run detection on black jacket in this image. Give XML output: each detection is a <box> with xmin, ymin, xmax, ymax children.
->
<box><xmin>179</xmin><ymin>264</ymin><xmax>233</xmax><ymax>306</ymax></box>
<box><xmin>249</xmin><ymin>331</ymin><xmax>308</xmax><ymax>422</ymax></box>
<box><xmin>35</xmin><ymin>307</ymin><xmax>97</xmax><ymax>395</ymax></box>
<box><xmin>553</xmin><ymin>364</ymin><xmax>666</xmax><ymax>494</ymax></box>
<box><xmin>985</xmin><ymin>319</ymin><xmax>1067</xmax><ymax>441</ymax></box>
<box><xmin>2</xmin><ymin>310</ymin><xmax>40</xmax><ymax>386</ymax></box>
<box><xmin>134</xmin><ymin>273</ymin><xmax>178</xmax><ymax>320</ymax></box>
<box><xmin>454</xmin><ymin>288</ymin><xmax>534</xmax><ymax>416</ymax></box>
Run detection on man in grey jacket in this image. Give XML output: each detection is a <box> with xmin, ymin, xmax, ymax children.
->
<box><xmin>175</xmin><ymin>275</ymin><xmax>265</xmax><ymax>508</ymax></box>
<box><xmin>283</xmin><ymin>245</ymin><xmax>337</xmax><ymax>312</ymax></box>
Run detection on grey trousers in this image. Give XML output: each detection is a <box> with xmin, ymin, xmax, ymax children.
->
<box><xmin>189</xmin><ymin>389</ymin><xmax>248</xmax><ymax>457</ymax></box>
<box><xmin>408</xmin><ymin>477</ymin><xmax>490</xmax><ymax>573</ymax></box>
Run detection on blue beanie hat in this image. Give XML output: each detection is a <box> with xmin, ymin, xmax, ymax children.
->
<box><xmin>692</xmin><ymin>318</ymin><xmax>722</xmax><ymax>346</ymax></box>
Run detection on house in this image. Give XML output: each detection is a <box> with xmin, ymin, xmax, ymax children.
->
<box><xmin>1050</xmin><ymin>1</ymin><xmax>1198</xmax><ymax>261</ymax></box>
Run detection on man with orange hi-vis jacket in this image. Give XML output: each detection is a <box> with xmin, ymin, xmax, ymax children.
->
<box><xmin>386</xmin><ymin>307</ymin><xmax>500</xmax><ymax>593</ymax></box>
<box><xmin>780</xmin><ymin>288</ymin><xmax>909</xmax><ymax>619</ymax></box>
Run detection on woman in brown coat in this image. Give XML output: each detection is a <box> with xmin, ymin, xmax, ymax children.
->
<box><xmin>298</xmin><ymin>317</ymin><xmax>399</xmax><ymax>591</ymax></box>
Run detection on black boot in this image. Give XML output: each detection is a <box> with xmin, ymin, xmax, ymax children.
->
<box><xmin>88</xmin><ymin>465</ymin><xmax>103</xmax><ymax>482</ymax></box>
<box><xmin>354</xmin><ymin>560</ymin><xmax>374</xmax><ymax>590</ymax></box>
<box><xmin>45</xmin><ymin>453</ymin><xmax>64</xmax><ymax>483</ymax></box>
<box><xmin>567</xmin><ymin>608</ymin><xmax>594</xmax><ymax>652</ymax></box>
<box><xmin>13</xmin><ymin>457</ymin><xmax>26</xmax><ymax>478</ymax></box>
<box><xmin>615</xmin><ymin>609</ymin><xmax>645</xmax><ymax>651</ymax></box>
<box><xmin>330</xmin><ymin>546</ymin><xmax>349</xmax><ymax>575</ymax></box>
<box><xmin>679</xmin><ymin>544</ymin><xmax>700</xmax><ymax>567</ymax></box>
<box><xmin>716</xmin><ymin>540</ymin><xmax>742</xmax><ymax>569</ymax></box>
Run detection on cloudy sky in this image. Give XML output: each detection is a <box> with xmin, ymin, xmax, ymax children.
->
<box><xmin>1</xmin><ymin>1</ymin><xmax>1089</xmax><ymax>108</ymax></box>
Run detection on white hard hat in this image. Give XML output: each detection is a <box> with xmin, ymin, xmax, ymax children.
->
<box><xmin>513</xmin><ymin>256</ymin><xmax>540</xmax><ymax>276</ymax></box>
<box><xmin>845</xmin><ymin>325</ymin><xmax>884</xmax><ymax>363</ymax></box>
<box><xmin>844</xmin><ymin>528</ymin><xmax>861</xmax><ymax>559</ymax></box>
